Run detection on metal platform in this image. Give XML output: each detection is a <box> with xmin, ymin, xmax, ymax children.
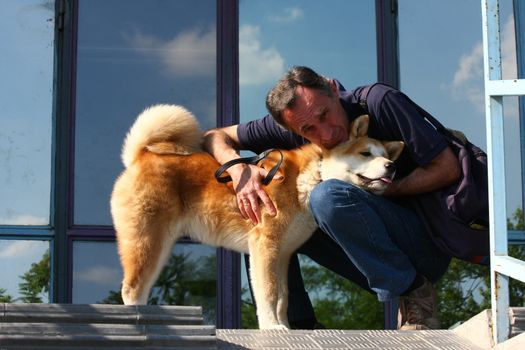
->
<box><xmin>3</xmin><ymin>303</ymin><xmax>525</xmax><ymax>349</ymax></box>
<box><xmin>216</xmin><ymin>329</ymin><xmax>482</xmax><ymax>349</ymax></box>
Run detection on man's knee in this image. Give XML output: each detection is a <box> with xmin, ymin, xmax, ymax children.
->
<box><xmin>309</xmin><ymin>179</ymin><xmax>359</xmax><ymax>222</ymax></box>
<box><xmin>310</xmin><ymin>180</ymin><xmax>338</xmax><ymax>215</ymax></box>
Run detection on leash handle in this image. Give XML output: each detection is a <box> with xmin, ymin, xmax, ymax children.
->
<box><xmin>214</xmin><ymin>149</ymin><xmax>284</xmax><ymax>186</ymax></box>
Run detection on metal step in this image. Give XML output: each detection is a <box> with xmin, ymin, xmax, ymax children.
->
<box><xmin>510</xmin><ymin>307</ymin><xmax>525</xmax><ymax>338</ymax></box>
<box><xmin>0</xmin><ymin>303</ymin><xmax>204</xmax><ymax>325</ymax></box>
<box><xmin>216</xmin><ymin>329</ymin><xmax>484</xmax><ymax>349</ymax></box>
<box><xmin>0</xmin><ymin>303</ymin><xmax>216</xmax><ymax>349</ymax></box>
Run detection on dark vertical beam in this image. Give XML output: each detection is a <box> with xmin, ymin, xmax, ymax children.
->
<box><xmin>514</xmin><ymin>0</ymin><xmax>525</xmax><ymax>215</ymax></box>
<box><xmin>52</xmin><ymin>0</ymin><xmax>77</xmax><ymax>303</ymax></box>
<box><xmin>376</xmin><ymin>0</ymin><xmax>400</xmax><ymax>329</ymax></box>
<box><xmin>375</xmin><ymin>0</ymin><xmax>400</xmax><ymax>88</ymax></box>
<box><xmin>216</xmin><ymin>0</ymin><xmax>241</xmax><ymax>329</ymax></box>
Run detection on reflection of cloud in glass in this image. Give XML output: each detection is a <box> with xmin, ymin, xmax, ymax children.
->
<box><xmin>448</xmin><ymin>16</ymin><xmax>517</xmax><ymax>116</ymax></box>
<box><xmin>77</xmin><ymin>266</ymin><xmax>121</xmax><ymax>285</ymax></box>
<box><xmin>0</xmin><ymin>240</ymin><xmax>45</xmax><ymax>259</ymax></box>
<box><xmin>267</xmin><ymin>7</ymin><xmax>304</xmax><ymax>23</ymax></box>
<box><xmin>126</xmin><ymin>27</ymin><xmax>216</xmax><ymax>77</ymax></box>
<box><xmin>0</xmin><ymin>214</ymin><xmax>47</xmax><ymax>226</ymax></box>
<box><xmin>239</xmin><ymin>25</ymin><xmax>285</xmax><ymax>86</ymax></box>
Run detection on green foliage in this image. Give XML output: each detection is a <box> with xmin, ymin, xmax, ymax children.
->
<box><xmin>0</xmin><ymin>288</ymin><xmax>13</xmax><ymax>302</ymax></box>
<box><xmin>240</xmin><ymin>286</ymin><xmax>258</xmax><ymax>328</ymax></box>
<box><xmin>300</xmin><ymin>257</ymin><xmax>383</xmax><ymax>329</ymax></box>
<box><xmin>17</xmin><ymin>249</ymin><xmax>50</xmax><ymax>303</ymax></box>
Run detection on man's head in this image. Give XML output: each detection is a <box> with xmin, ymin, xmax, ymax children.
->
<box><xmin>266</xmin><ymin>66</ymin><xmax>350</xmax><ymax>149</ymax></box>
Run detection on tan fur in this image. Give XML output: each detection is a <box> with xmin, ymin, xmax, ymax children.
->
<box><xmin>111</xmin><ymin>105</ymin><xmax>404</xmax><ymax>329</ymax></box>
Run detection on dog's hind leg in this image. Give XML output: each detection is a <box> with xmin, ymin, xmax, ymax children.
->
<box><xmin>248</xmin><ymin>236</ymin><xmax>285</xmax><ymax>329</ymax></box>
<box><xmin>119</xmin><ymin>224</ymin><xmax>179</xmax><ymax>305</ymax></box>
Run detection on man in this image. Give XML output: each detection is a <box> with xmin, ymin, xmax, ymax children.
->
<box><xmin>203</xmin><ymin>66</ymin><xmax>459</xmax><ymax>330</ymax></box>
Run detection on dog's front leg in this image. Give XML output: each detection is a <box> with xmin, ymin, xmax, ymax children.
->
<box><xmin>275</xmin><ymin>253</ymin><xmax>291</xmax><ymax>328</ymax></box>
<box><xmin>248</xmin><ymin>236</ymin><xmax>286</xmax><ymax>330</ymax></box>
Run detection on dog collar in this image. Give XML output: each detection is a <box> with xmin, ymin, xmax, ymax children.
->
<box><xmin>214</xmin><ymin>149</ymin><xmax>284</xmax><ymax>186</ymax></box>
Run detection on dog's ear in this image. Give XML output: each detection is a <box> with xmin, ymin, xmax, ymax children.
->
<box><xmin>383</xmin><ymin>141</ymin><xmax>404</xmax><ymax>161</ymax></box>
<box><xmin>350</xmin><ymin>114</ymin><xmax>369</xmax><ymax>139</ymax></box>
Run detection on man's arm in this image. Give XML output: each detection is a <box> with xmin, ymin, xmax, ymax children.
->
<box><xmin>383</xmin><ymin>146</ymin><xmax>461</xmax><ymax>196</ymax></box>
<box><xmin>203</xmin><ymin>126</ymin><xmax>277</xmax><ymax>224</ymax></box>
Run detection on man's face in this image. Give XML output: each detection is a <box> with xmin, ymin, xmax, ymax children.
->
<box><xmin>282</xmin><ymin>83</ymin><xmax>350</xmax><ymax>150</ymax></box>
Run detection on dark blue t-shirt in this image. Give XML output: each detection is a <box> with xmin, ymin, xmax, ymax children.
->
<box><xmin>237</xmin><ymin>82</ymin><xmax>448</xmax><ymax>179</ymax></box>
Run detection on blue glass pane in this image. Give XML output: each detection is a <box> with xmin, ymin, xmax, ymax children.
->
<box><xmin>0</xmin><ymin>1</ymin><xmax>54</xmax><ymax>225</ymax></box>
<box><xmin>239</xmin><ymin>0</ymin><xmax>376</xmax><ymax>124</ymax></box>
<box><xmin>73</xmin><ymin>0</ymin><xmax>216</xmax><ymax>225</ymax></box>
<box><xmin>0</xmin><ymin>240</ymin><xmax>50</xmax><ymax>303</ymax></box>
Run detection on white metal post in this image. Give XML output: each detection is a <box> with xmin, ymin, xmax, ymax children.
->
<box><xmin>482</xmin><ymin>0</ymin><xmax>510</xmax><ymax>342</ymax></box>
<box><xmin>481</xmin><ymin>0</ymin><xmax>525</xmax><ymax>344</ymax></box>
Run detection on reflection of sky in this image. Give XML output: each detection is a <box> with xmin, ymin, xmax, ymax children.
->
<box><xmin>73</xmin><ymin>0</ymin><xmax>216</xmax><ymax>225</ymax></box>
<box><xmin>0</xmin><ymin>240</ymin><xmax>49</xmax><ymax>302</ymax></box>
<box><xmin>0</xmin><ymin>1</ymin><xmax>54</xmax><ymax>225</ymax></box>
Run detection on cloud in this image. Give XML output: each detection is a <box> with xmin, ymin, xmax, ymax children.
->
<box><xmin>447</xmin><ymin>15</ymin><xmax>517</xmax><ymax>115</ymax></box>
<box><xmin>268</xmin><ymin>7</ymin><xmax>304</xmax><ymax>23</ymax></box>
<box><xmin>0</xmin><ymin>214</ymin><xmax>47</xmax><ymax>225</ymax></box>
<box><xmin>239</xmin><ymin>25</ymin><xmax>285</xmax><ymax>86</ymax></box>
<box><xmin>77</xmin><ymin>266</ymin><xmax>121</xmax><ymax>285</ymax></box>
<box><xmin>127</xmin><ymin>27</ymin><xmax>216</xmax><ymax>77</ymax></box>
<box><xmin>0</xmin><ymin>240</ymin><xmax>46</xmax><ymax>259</ymax></box>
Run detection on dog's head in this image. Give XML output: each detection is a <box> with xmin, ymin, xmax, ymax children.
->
<box><xmin>320</xmin><ymin>115</ymin><xmax>404</xmax><ymax>194</ymax></box>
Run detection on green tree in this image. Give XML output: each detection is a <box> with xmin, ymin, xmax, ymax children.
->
<box><xmin>17</xmin><ymin>249</ymin><xmax>50</xmax><ymax>303</ymax></box>
<box><xmin>0</xmin><ymin>288</ymin><xmax>14</xmax><ymax>302</ymax></box>
<box><xmin>301</xmin><ymin>258</ymin><xmax>383</xmax><ymax>329</ymax></box>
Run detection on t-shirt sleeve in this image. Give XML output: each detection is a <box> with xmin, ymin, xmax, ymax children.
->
<box><xmin>367</xmin><ymin>86</ymin><xmax>449</xmax><ymax>167</ymax></box>
<box><xmin>237</xmin><ymin>114</ymin><xmax>307</xmax><ymax>154</ymax></box>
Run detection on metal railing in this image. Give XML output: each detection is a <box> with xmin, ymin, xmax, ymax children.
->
<box><xmin>481</xmin><ymin>0</ymin><xmax>525</xmax><ymax>344</ymax></box>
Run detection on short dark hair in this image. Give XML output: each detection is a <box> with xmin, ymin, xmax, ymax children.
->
<box><xmin>265</xmin><ymin>66</ymin><xmax>333</xmax><ymax>128</ymax></box>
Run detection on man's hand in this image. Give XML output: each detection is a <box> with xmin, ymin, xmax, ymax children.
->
<box><xmin>383</xmin><ymin>147</ymin><xmax>460</xmax><ymax>197</ymax></box>
<box><xmin>228</xmin><ymin>163</ymin><xmax>277</xmax><ymax>225</ymax></box>
<box><xmin>203</xmin><ymin>126</ymin><xmax>277</xmax><ymax>225</ymax></box>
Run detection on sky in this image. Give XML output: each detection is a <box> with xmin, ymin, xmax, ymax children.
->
<box><xmin>0</xmin><ymin>0</ymin><xmax>523</xmax><ymax>304</ymax></box>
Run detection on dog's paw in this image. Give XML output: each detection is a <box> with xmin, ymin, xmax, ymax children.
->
<box><xmin>267</xmin><ymin>324</ymin><xmax>289</xmax><ymax>331</ymax></box>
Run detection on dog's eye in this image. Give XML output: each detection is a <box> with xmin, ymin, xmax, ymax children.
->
<box><xmin>360</xmin><ymin>151</ymin><xmax>371</xmax><ymax>157</ymax></box>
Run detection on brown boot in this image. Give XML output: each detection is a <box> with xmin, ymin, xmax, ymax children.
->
<box><xmin>398</xmin><ymin>277</ymin><xmax>440</xmax><ymax>330</ymax></box>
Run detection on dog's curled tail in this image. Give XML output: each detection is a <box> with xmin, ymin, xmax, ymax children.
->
<box><xmin>121</xmin><ymin>104</ymin><xmax>202</xmax><ymax>168</ymax></box>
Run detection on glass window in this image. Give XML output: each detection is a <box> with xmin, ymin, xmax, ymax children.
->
<box><xmin>72</xmin><ymin>241</ymin><xmax>217</xmax><ymax>324</ymax></box>
<box><xmin>0</xmin><ymin>240</ymin><xmax>50</xmax><ymax>303</ymax></box>
<box><xmin>239</xmin><ymin>0</ymin><xmax>377</xmax><ymax>328</ymax></box>
<box><xmin>73</xmin><ymin>0</ymin><xmax>216</xmax><ymax>225</ymax></box>
<box><xmin>239</xmin><ymin>0</ymin><xmax>376</xmax><ymax>124</ymax></box>
<box><xmin>0</xmin><ymin>1</ymin><xmax>54</xmax><ymax>225</ymax></box>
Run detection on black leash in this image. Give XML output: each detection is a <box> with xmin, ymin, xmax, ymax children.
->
<box><xmin>214</xmin><ymin>149</ymin><xmax>284</xmax><ymax>186</ymax></box>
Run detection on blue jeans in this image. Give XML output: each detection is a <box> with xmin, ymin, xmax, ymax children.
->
<box><xmin>286</xmin><ymin>179</ymin><xmax>450</xmax><ymax>322</ymax></box>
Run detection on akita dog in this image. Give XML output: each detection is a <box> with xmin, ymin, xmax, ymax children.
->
<box><xmin>110</xmin><ymin>104</ymin><xmax>404</xmax><ymax>329</ymax></box>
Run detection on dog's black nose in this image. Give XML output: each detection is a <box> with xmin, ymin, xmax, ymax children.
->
<box><xmin>384</xmin><ymin>162</ymin><xmax>396</xmax><ymax>171</ymax></box>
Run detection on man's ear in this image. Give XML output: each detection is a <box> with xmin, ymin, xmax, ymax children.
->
<box><xmin>329</xmin><ymin>79</ymin><xmax>338</xmax><ymax>95</ymax></box>
<box><xmin>383</xmin><ymin>141</ymin><xmax>404</xmax><ymax>161</ymax></box>
<box><xmin>350</xmin><ymin>114</ymin><xmax>369</xmax><ymax>139</ymax></box>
